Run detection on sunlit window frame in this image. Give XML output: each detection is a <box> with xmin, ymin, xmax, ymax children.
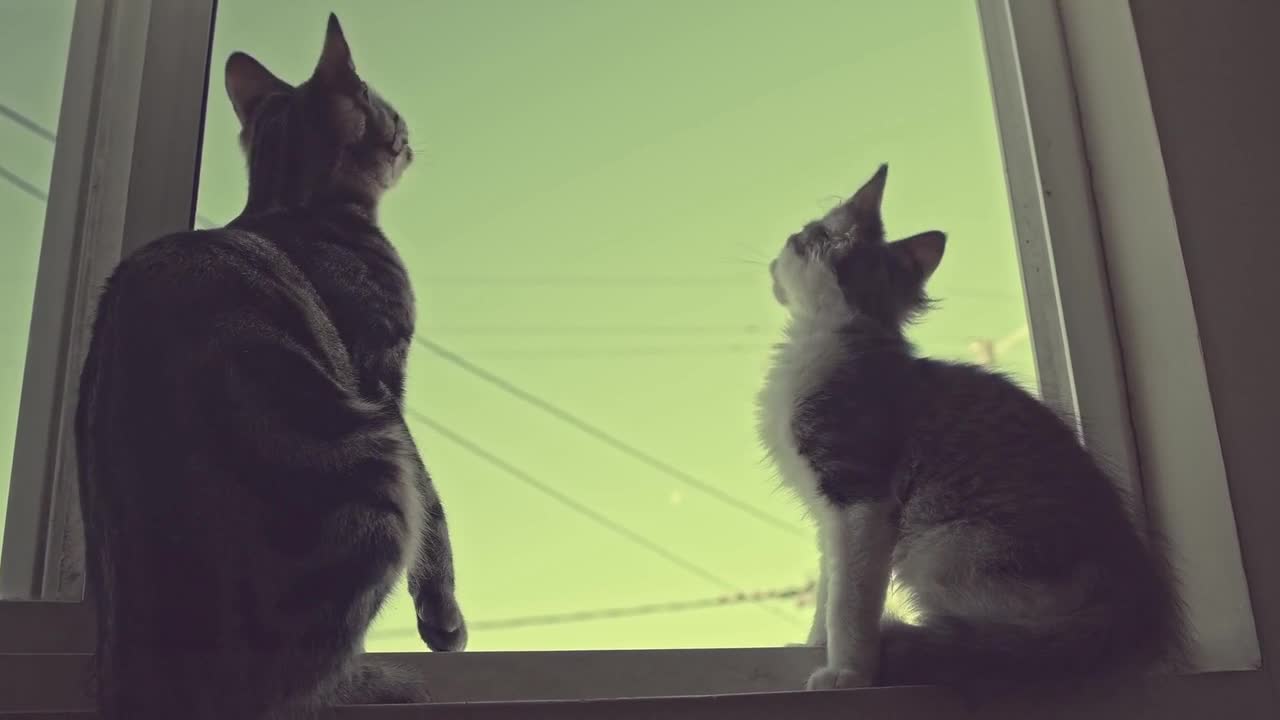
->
<box><xmin>0</xmin><ymin>1</ymin><xmax>1271</xmax><ymax>717</ymax></box>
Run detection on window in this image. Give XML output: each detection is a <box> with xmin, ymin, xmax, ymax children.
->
<box><xmin>1</xmin><ymin>0</ymin><xmax>1271</xmax><ymax>716</ymax></box>
<box><xmin>196</xmin><ymin>0</ymin><xmax>1033</xmax><ymax>652</ymax></box>
<box><xmin>0</xmin><ymin>0</ymin><xmax>75</xmax><ymax>590</ymax></box>
<box><xmin>0</xmin><ymin>0</ymin><xmax>213</xmax><ymax>605</ymax></box>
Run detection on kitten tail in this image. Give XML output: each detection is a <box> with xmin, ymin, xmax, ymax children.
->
<box><xmin>879</xmin><ymin>545</ymin><xmax>1186</xmax><ymax>702</ymax></box>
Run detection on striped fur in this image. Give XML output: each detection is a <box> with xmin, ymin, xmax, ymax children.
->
<box><xmin>76</xmin><ymin>15</ymin><xmax>464</xmax><ymax>720</ymax></box>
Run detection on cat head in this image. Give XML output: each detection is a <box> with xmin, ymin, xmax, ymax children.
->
<box><xmin>769</xmin><ymin>165</ymin><xmax>946</xmax><ymax>329</ymax></box>
<box><xmin>224</xmin><ymin>14</ymin><xmax>410</xmax><ymax>208</ymax></box>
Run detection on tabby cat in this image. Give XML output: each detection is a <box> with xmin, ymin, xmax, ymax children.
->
<box><xmin>758</xmin><ymin>165</ymin><xmax>1184</xmax><ymax>697</ymax></box>
<box><xmin>75</xmin><ymin>14</ymin><xmax>465</xmax><ymax>719</ymax></box>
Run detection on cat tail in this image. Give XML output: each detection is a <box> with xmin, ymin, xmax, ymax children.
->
<box><xmin>879</xmin><ymin>564</ymin><xmax>1186</xmax><ymax>700</ymax></box>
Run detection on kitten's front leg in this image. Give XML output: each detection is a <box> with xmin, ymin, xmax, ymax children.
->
<box><xmin>403</xmin><ymin>440</ymin><xmax>467</xmax><ymax>652</ymax></box>
<box><xmin>807</xmin><ymin>500</ymin><xmax>895</xmax><ymax>691</ymax></box>
<box><xmin>807</xmin><ymin>558</ymin><xmax>828</xmax><ymax>646</ymax></box>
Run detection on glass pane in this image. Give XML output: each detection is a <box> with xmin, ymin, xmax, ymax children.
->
<box><xmin>0</xmin><ymin>1</ymin><xmax>76</xmax><ymax>569</ymax></box>
<box><xmin>197</xmin><ymin>0</ymin><xmax>1032</xmax><ymax>651</ymax></box>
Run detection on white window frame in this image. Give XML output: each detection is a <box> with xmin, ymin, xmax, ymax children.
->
<box><xmin>0</xmin><ymin>0</ymin><xmax>214</xmax><ymax>611</ymax></box>
<box><xmin>1</xmin><ymin>1</ymin><xmax>1273</xmax><ymax>717</ymax></box>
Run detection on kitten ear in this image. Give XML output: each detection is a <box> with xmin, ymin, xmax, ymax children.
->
<box><xmin>892</xmin><ymin>231</ymin><xmax>947</xmax><ymax>280</ymax></box>
<box><xmin>822</xmin><ymin>163</ymin><xmax>888</xmax><ymax>243</ymax></box>
<box><xmin>314</xmin><ymin>13</ymin><xmax>359</xmax><ymax>88</ymax></box>
<box><xmin>225</xmin><ymin>52</ymin><xmax>291</xmax><ymax>126</ymax></box>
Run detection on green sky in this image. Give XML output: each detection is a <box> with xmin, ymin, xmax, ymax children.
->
<box><xmin>0</xmin><ymin>0</ymin><xmax>75</xmax><ymax>581</ymax></box>
<box><xmin>2</xmin><ymin>1</ymin><xmax>1031</xmax><ymax>651</ymax></box>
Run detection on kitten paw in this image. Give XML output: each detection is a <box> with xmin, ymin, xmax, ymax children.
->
<box><xmin>806</xmin><ymin>666</ymin><xmax>873</xmax><ymax>691</ymax></box>
<box><xmin>417</xmin><ymin>597</ymin><xmax>468</xmax><ymax>652</ymax></box>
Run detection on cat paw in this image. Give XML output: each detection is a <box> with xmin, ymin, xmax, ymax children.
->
<box><xmin>417</xmin><ymin>597</ymin><xmax>467</xmax><ymax>652</ymax></box>
<box><xmin>805</xmin><ymin>666</ymin><xmax>874</xmax><ymax>691</ymax></box>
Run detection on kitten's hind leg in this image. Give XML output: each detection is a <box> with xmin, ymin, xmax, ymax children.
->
<box><xmin>403</xmin><ymin>441</ymin><xmax>468</xmax><ymax>652</ymax></box>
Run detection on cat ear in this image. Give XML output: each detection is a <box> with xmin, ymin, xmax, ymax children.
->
<box><xmin>892</xmin><ymin>231</ymin><xmax>947</xmax><ymax>280</ymax></box>
<box><xmin>822</xmin><ymin>163</ymin><xmax>888</xmax><ymax>243</ymax></box>
<box><xmin>314</xmin><ymin>13</ymin><xmax>359</xmax><ymax>88</ymax></box>
<box><xmin>225</xmin><ymin>52</ymin><xmax>291</xmax><ymax>126</ymax></box>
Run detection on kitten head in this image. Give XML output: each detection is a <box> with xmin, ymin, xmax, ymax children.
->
<box><xmin>224</xmin><ymin>14</ymin><xmax>411</xmax><ymax>208</ymax></box>
<box><xmin>770</xmin><ymin>164</ymin><xmax>946</xmax><ymax>329</ymax></box>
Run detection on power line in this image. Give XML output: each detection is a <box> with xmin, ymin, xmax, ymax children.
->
<box><xmin>0</xmin><ymin>163</ymin><xmax>47</xmax><ymax>202</ymax></box>
<box><xmin>413</xmin><ymin>274</ymin><xmax>1022</xmax><ymax>302</ymax></box>
<box><xmin>369</xmin><ymin>581</ymin><xmax>814</xmax><ymax>638</ymax></box>
<box><xmin>419</xmin><ymin>323</ymin><xmax>771</xmax><ymax>337</ymax></box>
<box><xmin>405</xmin><ymin>407</ymin><xmax>802</xmax><ymax>630</ymax></box>
<box><xmin>405</xmin><ymin>408</ymin><xmax>740</xmax><ymax>593</ymax></box>
<box><xmin>421</xmin><ymin>326</ymin><xmax>1004</xmax><ymax>351</ymax></box>
<box><xmin>0</xmin><ymin>102</ymin><xmax>55</xmax><ymax>142</ymax></box>
<box><xmin>413</xmin><ymin>337</ymin><xmax>806</xmax><ymax>538</ymax></box>
<box><xmin>414</xmin><ymin>275</ymin><xmax>759</xmax><ymax>288</ymax></box>
<box><xmin>425</xmin><ymin>344</ymin><xmax>765</xmax><ymax>357</ymax></box>
<box><xmin>994</xmin><ymin>324</ymin><xmax>1030</xmax><ymax>354</ymax></box>
<box><xmin>0</xmin><ymin>98</ymin><xmax>219</xmax><ymax>228</ymax></box>
<box><xmin>406</xmin><ymin>410</ymin><xmax>796</xmax><ymax>628</ymax></box>
<box><xmin>417</xmin><ymin>333</ymin><xmax>1010</xmax><ymax>356</ymax></box>
<box><xmin>967</xmin><ymin>325</ymin><xmax>1031</xmax><ymax>367</ymax></box>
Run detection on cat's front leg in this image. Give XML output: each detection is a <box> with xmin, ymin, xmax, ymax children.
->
<box><xmin>402</xmin><ymin>439</ymin><xmax>467</xmax><ymax>652</ymax></box>
<box><xmin>806</xmin><ymin>558</ymin><xmax>828</xmax><ymax>646</ymax></box>
<box><xmin>807</xmin><ymin>500</ymin><xmax>895</xmax><ymax>691</ymax></box>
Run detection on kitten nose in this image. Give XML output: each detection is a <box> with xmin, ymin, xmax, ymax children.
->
<box><xmin>769</xmin><ymin>259</ymin><xmax>778</xmax><ymax>277</ymax></box>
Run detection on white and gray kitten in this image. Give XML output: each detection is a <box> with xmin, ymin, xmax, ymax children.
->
<box><xmin>758</xmin><ymin>165</ymin><xmax>1184</xmax><ymax>697</ymax></box>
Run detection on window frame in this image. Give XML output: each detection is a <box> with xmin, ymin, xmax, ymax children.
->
<box><xmin>0</xmin><ymin>0</ymin><xmax>110</xmax><ymax>602</ymax></box>
<box><xmin>983</xmin><ymin>0</ymin><xmax>1260</xmax><ymax>675</ymax></box>
<box><xmin>1</xmin><ymin>0</ymin><xmax>1273</xmax><ymax>717</ymax></box>
<box><xmin>0</xmin><ymin>0</ymin><xmax>215</xmax><ymax>602</ymax></box>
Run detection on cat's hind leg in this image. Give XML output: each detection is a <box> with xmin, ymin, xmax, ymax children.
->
<box><xmin>329</xmin><ymin>655</ymin><xmax>433</xmax><ymax>705</ymax></box>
